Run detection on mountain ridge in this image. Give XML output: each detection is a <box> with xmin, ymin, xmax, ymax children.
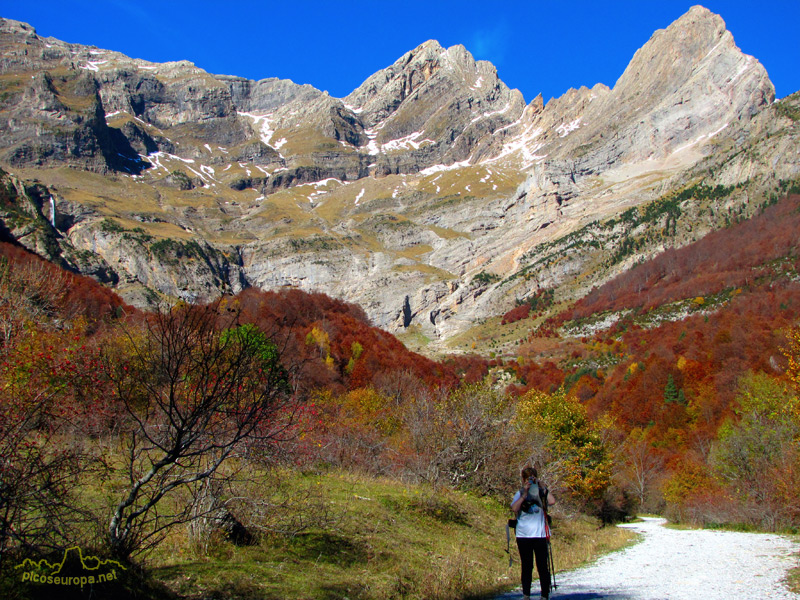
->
<box><xmin>0</xmin><ymin>6</ymin><xmax>796</xmax><ymax>350</ymax></box>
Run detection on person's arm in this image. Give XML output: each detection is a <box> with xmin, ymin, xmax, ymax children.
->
<box><xmin>511</xmin><ymin>479</ymin><xmax>531</xmax><ymax>515</ymax></box>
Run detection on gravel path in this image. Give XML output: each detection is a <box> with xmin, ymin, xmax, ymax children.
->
<box><xmin>498</xmin><ymin>517</ymin><xmax>800</xmax><ymax>600</ymax></box>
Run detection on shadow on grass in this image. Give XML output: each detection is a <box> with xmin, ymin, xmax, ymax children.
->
<box><xmin>287</xmin><ymin>531</ymin><xmax>369</xmax><ymax>566</ymax></box>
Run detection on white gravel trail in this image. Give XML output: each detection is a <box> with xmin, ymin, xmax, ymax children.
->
<box><xmin>500</xmin><ymin>517</ymin><xmax>800</xmax><ymax>600</ymax></box>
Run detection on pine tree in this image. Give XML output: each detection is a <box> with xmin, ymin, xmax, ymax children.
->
<box><xmin>664</xmin><ymin>374</ymin><xmax>679</xmax><ymax>404</ymax></box>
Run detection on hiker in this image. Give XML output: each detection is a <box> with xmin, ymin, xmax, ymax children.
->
<box><xmin>511</xmin><ymin>466</ymin><xmax>556</xmax><ymax>600</ymax></box>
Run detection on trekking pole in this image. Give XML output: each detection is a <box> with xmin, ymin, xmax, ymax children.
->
<box><xmin>505</xmin><ymin>519</ymin><xmax>514</xmax><ymax>568</ymax></box>
<box><xmin>543</xmin><ymin>500</ymin><xmax>557</xmax><ymax>592</ymax></box>
<box><xmin>548</xmin><ymin>539</ymin><xmax>558</xmax><ymax>590</ymax></box>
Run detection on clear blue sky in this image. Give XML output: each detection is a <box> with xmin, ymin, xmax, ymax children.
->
<box><xmin>2</xmin><ymin>1</ymin><xmax>798</xmax><ymax>102</ymax></box>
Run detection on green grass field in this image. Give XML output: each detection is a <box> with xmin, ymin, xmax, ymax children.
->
<box><xmin>142</xmin><ymin>470</ymin><xmax>634</xmax><ymax>600</ymax></box>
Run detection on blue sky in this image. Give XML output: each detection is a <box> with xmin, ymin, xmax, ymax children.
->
<box><xmin>2</xmin><ymin>1</ymin><xmax>798</xmax><ymax>102</ymax></box>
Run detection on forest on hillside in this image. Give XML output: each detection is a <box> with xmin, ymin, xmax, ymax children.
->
<box><xmin>0</xmin><ymin>195</ymin><xmax>799</xmax><ymax>597</ymax></box>
<box><xmin>504</xmin><ymin>194</ymin><xmax>800</xmax><ymax>525</ymax></box>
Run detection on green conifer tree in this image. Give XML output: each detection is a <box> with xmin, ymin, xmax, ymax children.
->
<box><xmin>664</xmin><ymin>374</ymin><xmax>679</xmax><ymax>404</ymax></box>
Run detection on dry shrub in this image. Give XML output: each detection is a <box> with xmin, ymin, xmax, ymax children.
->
<box><xmin>401</xmin><ymin>381</ymin><xmax>521</xmax><ymax>495</ymax></box>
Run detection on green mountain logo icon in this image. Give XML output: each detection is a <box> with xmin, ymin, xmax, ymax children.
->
<box><xmin>16</xmin><ymin>546</ymin><xmax>126</xmax><ymax>586</ymax></box>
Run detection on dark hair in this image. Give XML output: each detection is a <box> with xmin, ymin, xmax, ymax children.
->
<box><xmin>521</xmin><ymin>466</ymin><xmax>537</xmax><ymax>480</ymax></box>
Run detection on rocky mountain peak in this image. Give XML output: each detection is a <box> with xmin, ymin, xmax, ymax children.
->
<box><xmin>684</xmin><ymin>4</ymin><xmax>724</xmax><ymax>24</ymax></box>
<box><xmin>343</xmin><ymin>39</ymin><xmax>524</xmax><ymax>137</ymax></box>
<box><xmin>0</xmin><ymin>17</ymin><xmax>36</xmax><ymax>40</ymax></box>
<box><xmin>0</xmin><ymin>8</ymin><xmax>795</xmax><ymax>346</ymax></box>
<box><xmin>615</xmin><ymin>4</ymin><xmax>739</xmax><ymax>100</ymax></box>
<box><xmin>343</xmin><ymin>40</ymin><xmax>446</xmax><ymax>122</ymax></box>
<box><xmin>510</xmin><ymin>4</ymin><xmax>775</xmax><ymax>183</ymax></box>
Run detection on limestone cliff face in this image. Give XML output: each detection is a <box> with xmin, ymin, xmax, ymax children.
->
<box><xmin>571</xmin><ymin>6</ymin><xmax>771</xmax><ymax>161</ymax></box>
<box><xmin>509</xmin><ymin>6</ymin><xmax>774</xmax><ymax>199</ymax></box>
<box><xmin>0</xmin><ymin>18</ymin><xmax>529</xmax><ymax>180</ymax></box>
<box><xmin>0</xmin><ymin>8</ymin><xmax>796</xmax><ymax>348</ymax></box>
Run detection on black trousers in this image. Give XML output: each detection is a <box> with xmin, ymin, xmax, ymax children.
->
<box><xmin>516</xmin><ymin>536</ymin><xmax>551</xmax><ymax>598</ymax></box>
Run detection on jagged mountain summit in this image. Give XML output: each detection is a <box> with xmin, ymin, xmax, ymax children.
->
<box><xmin>0</xmin><ymin>6</ymin><xmax>797</xmax><ymax>350</ymax></box>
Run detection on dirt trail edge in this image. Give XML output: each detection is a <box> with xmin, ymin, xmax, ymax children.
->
<box><xmin>498</xmin><ymin>516</ymin><xmax>800</xmax><ymax>600</ymax></box>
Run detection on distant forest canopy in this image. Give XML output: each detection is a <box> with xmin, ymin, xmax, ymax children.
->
<box><xmin>0</xmin><ymin>195</ymin><xmax>798</xmax><ymax>571</ymax></box>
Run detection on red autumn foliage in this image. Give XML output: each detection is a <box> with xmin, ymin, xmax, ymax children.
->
<box><xmin>506</xmin><ymin>360</ymin><xmax>565</xmax><ymax>395</ymax></box>
<box><xmin>443</xmin><ymin>354</ymin><xmax>490</xmax><ymax>384</ymax></box>
<box><xmin>234</xmin><ymin>287</ymin><xmax>458</xmax><ymax>394</ymax></box>
<box><xmin>502</xmin><ymin>195</ymin><xmax>800</xmax><ymax>476</ymax></box>
<box><xmin>501</xmin><ymin>303</ymin><xmax>531</xmax><ymax>325</ymax></box>
<box><xmin>1</xmin><ymin>239</ymin><xmax>458</xmax><ymax>398</ymax></box>
<box><xmin>583</xmin><ymin>278</ymin><xmax>800</xmax><ymax>456</ymax></box>
<box><xmin>0</xmin><ymin>240</ymin><xmax>132</xmax><ymax>324</ymax></box>
<box><xmin>556</xmin><ymin>194</ymin><xmax>800</xmax><ymax>324</ymax></box>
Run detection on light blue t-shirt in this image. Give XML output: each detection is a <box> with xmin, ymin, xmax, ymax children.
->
<box><xmin>511</xmin><ymin>490</ymin><xmax>547</xmax><ymax>538</ymax></box>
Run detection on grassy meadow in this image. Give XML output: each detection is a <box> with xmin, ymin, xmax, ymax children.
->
<box><xmin>145</xmin><ymin>471</ymin><xmax>635</xmax><ymax>600</ymax></box>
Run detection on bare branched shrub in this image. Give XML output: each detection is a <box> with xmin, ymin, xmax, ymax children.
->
<box><xmin>103</xmin><ymin>301</ymin><xmax>301</xmax><ymax>558</ymax></box>
<box><xmin>181</xmin><ymin>464</ymin><xmax>338</xmax><ymax>554</ymax></box>
<box><xmin>616</xmin><ymin>428</ymin><xmax>666</xmax><ymax>511</ymax></box>
<box><xmin>225</xmin><ymin>468</ymin><xmax>341</xmax><ymax>539</ymax></box>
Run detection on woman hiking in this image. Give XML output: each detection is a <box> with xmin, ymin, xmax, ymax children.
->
<box><xmin>511</xmin><ymin>466</ymin><xmax>556</xmax><ymax>600</ymax></box>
